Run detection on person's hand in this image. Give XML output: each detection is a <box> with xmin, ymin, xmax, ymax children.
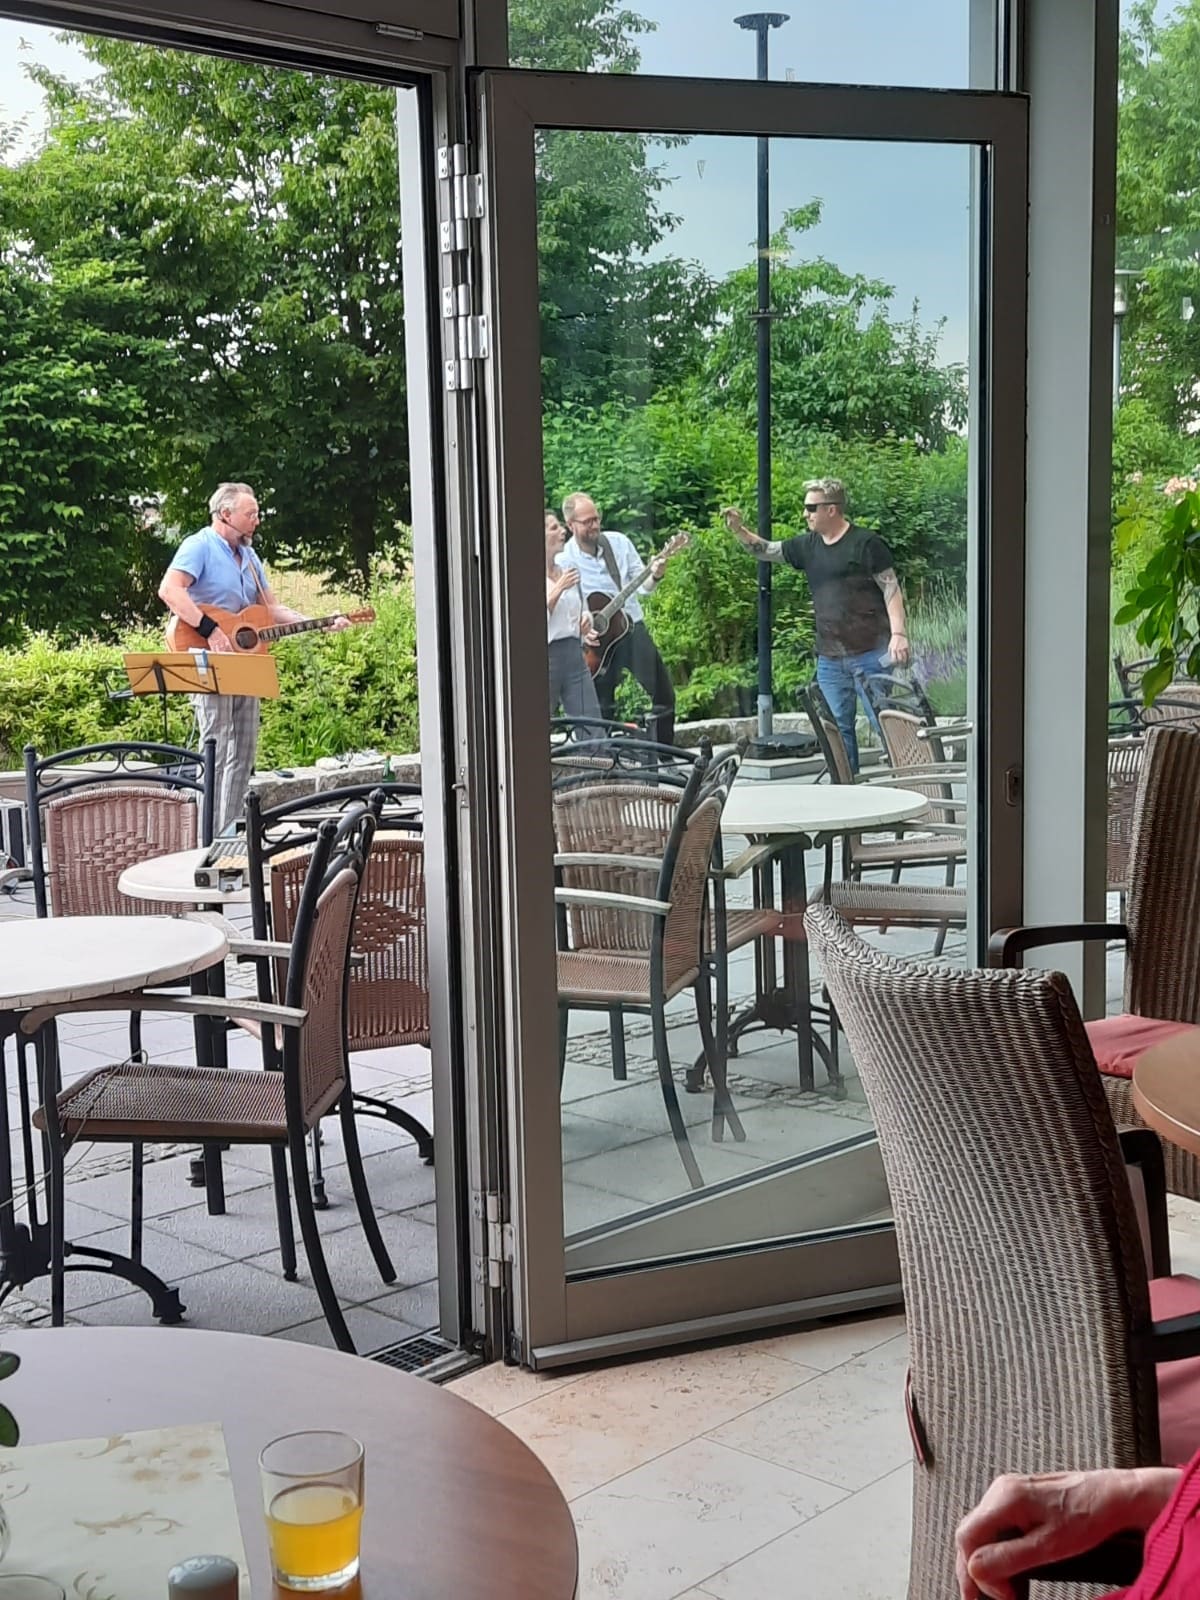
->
<box><xmin>553</xmin><ymin>567</ymin><xmax>581</xmax><ymax>599</ymax></box>
<box><xmin>955</xmin><ymin>1467</ymin><xmax>1175</xmax><ymax>1599</ymax></box>
<box><xmin>889</xmin><ymin>631</ymin><xmax>911</xmax><ymax>667</ymax></box>
<box><xmin>329</xmin><ymin>614</ymin><xmax>352</xmax><ymax>632</ymax></box>
<box><xmin>649</xmin><ymin>557</ymin><xmax>667</xmax><ymax>583</ymax></box>
<box><xmin>207</xmin><ymin>626</ymin><xmax>235</xmax><ymax>653</ymax></box>
<box><xmin>581</xmin><ymin>622</ymin><xmax>601</xmax><ymax>646</ymax></box>
<box><xmin>721</xmin><ymin>506</ymin><xmax>753</xmax><ymax>545</ymax></box>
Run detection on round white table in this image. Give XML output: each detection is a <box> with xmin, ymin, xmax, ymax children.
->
<box><xmin>118</xmin><ymin>847</ymin><xmax>252</xmax><ymax>907</ymax></box>
<box><xmin>0</xmin><ymin>915</ymin><xmax>228</xmax><ymax>1318</ymax></box>
<box><xmin>716</xmin><ymin>778</ymin><xmax>930</xmax><ymax>1093</ymax></box>
<box><xmin>721</xmin><ymin>778</ymin><xmax>929</xmax><ymax>840</ymax></box>
<box><xmin>0</xmin><ymin>915</ymin><xmax>228</xmax><ymax>1011</ymax></box>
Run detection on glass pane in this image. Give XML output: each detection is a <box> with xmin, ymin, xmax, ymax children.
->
<box><xmin>509</xmin><ymin>0</ymin><xmax>990</xmax><ymax>88</ymax></box>
<box><xmin>538</xmin><ymin>124</ymin><xmax>978</xmax><ymax>1266</ymax></box>
<box><xmin>1108</xmin><ymin>0</ymin><xmax>1200</xmax><ymax>1017</ymax></box>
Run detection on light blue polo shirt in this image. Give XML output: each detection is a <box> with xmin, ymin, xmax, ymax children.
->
<box><xmin>169</xmin><ymin>526</ymin><xmax>269</xmax><ymax>612</ymax></box>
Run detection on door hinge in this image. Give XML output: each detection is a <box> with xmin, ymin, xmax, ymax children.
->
<box><xmin>473</xmin><ymin>1190</ymin><xmax>513</xmax><ymax>1290</ymax></box>
<box><xmin>438</xmin><ymin>146</ymin><xmax>488</xmax><ymax>392</ymax></box>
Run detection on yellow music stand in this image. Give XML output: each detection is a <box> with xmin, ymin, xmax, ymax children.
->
<box><xmin>123</xmin><ymin>652</ymin><xmax>280</xmax><ymax>742</ymax></box>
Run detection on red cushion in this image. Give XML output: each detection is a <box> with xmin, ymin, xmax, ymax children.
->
<box><xmin>1086</xmin><ymin>1015</ymin><xmax>1200</xmax><ymax>1080</ymax></box>
<box><xmin>1154</xmin><ymin>1276</ymin><xmax>1200</xmax><ymax>1466</ymax></box>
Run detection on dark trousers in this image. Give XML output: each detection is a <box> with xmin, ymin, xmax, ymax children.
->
<box><xmin>593</xmin><ymin>620</ymin><xmax>675</xmax><ymax>747</ymax></box>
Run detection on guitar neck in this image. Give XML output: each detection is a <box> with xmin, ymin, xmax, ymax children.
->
<box><xmin>256</xmin><ymin>614</ymin><xmax>343</xmax><ymax>644</ymax></box>
<box><xmin>597</xmin><ymin>556</ymin><xmax>670</xmax><ymax>623</ymax></box>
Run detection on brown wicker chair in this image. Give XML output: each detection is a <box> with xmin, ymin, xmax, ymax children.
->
<box><xmin>27</xmin><ymin>805</ymin><xmax>380</xmax><ymax>1354</ymax></box>
<box><xmin>1107</xmin><ymin>735</ymin><xmax>1143</xmax><ymax>897</ymax></box>
<box><xmin>994</xmin><ymin>723</ymin><xmax>1200</xmax><ymax>1204</ymax></box>
<box><xmin>555</xmin><ymin>744</ymin><xmax>745</xmax><ymax>1188</ymax></box>
<box><xmin>241</xmin><ymin>786</ymin><xmax>434</xmax><ymax>1280</ymax></box>
<box><xmin>806</xmin><ymin>903</ymin><xmax>1200</xmax><ymax>1600</ymax></box>
<box><xmin>801</xmin><ymin>685</ymin><xmax>967</xmax><ymax>956</ymax></box>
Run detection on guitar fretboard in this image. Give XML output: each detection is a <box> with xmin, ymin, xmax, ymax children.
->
<box><xmin>258</xmin><ymin>615</ymin><xmax>341</xmax><ymax>643</ymax></box>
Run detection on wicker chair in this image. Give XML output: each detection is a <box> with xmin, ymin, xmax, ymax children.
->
<box><xmin>555</xmin><ymin>743</ymin><xmax>745</xmax><ymax>1188</ymax></box>
<box><xmin>23</xmin><ymin>740</ymin><xmax>217</xmax><ymax>920</ymax></box>
<box><xmin>27</xmin><ymin>804</ymin><xmax>381</xmax><ymax>1353</ymax></box>
<box><xmin>244</xmin><ymin>784</ymin><xmax>434</xmax><ymax>1256</ymax></box>
<box><xmin>994</xmin><ymin>723</ymin><xmax>1200</xmax><ymax>1204</ymax></box>
<box><xmin>801</xmin><ymin>686</ymin><xmax>967</xmax><ymax>955</ymax></box>
<box><xmin>806</xmin><ymin>903</ymin><xmax>1200</xmax><ymax>1600</ymax></box>
<box><xmin>1107</xmin><ymin>736</ymin><xmax>1144</xmax><ymax>898</ymax></box>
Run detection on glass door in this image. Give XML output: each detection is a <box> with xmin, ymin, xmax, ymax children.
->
<box><xmin>474</xmin><ymin>69</ymin><xmax>1027</xmax><ymax>1365</ymax></box>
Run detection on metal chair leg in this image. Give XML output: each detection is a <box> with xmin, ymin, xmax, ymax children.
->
<box><xmin>651</xmin><ymin>1005</ymin><xmax>704</xmax><ymax>1190</ymax></box>
<box><xmin>310</xmin><ymin>1125</ymin><xmax>328</xmax><ymax>1210</ymax></box>
<box><xmin>270</xmin><ymin>1146</ymin><xmax>298</xmax><ymax>1282</ymax></box>
<box><xmin>338</xmin><ymin>1093</ymin><xmax>395</xmax><ymax>1285</ymax></box>
<box><xmin>558</xmin><ymin>1005</ymin><xmax>569</xmax><ymax>1088</ymax></box>
<box><xmin>694</xmin><ymin>978</ymin><xmax>745</xmax><ymax>1144</ymax></box>
<box><xmin>130</xmin><ymin>1140</ymin><xmax>144</xmax><ymax>1264</ymax></box>
<box><xmin>288</xmin><ymin>1126</ymin><xmax>354</xmax><ymax>1354</ymax></box>
<box><xmin>608</xmin><ymin>1009</ymin><xmax>628</xmax><ymax>1080</ymax></box>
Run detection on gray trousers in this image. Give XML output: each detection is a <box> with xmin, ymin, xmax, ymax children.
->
<box><xmin>193</xmin><ymin>692</ymin><xmax>260</xmax><ymax>834</ymax></box>
<box><xmin>549</xmin><ymin>636</ymin><xmax>602</xmax><ymax>729</ymax></box>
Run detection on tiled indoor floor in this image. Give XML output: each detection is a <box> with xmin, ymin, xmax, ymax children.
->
<box><xmin>449</xmin><ymin>1194</ymin><xmax>1200</xmax><ymax>1600</ymax></box>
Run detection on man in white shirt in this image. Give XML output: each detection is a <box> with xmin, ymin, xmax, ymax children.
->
<box><xmin>559</xmin><ymin>492</ymin><xmax>676</xmax><ymax>746</ymax></box>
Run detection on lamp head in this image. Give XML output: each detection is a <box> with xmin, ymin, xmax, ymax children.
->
<box><xmin>735</xmin><ymin>12</ymin><xmax>790</xmax><ymax>29</ymax></box>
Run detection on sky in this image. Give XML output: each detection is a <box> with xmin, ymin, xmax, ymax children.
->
<box><xmin>0</xmin><ymin>0</ymin><xmax>1173</xmax><ymax>375</ymax></box>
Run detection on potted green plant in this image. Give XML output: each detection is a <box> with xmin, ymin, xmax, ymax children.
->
<box><xmin>1114</xmin><ymin>474</ymin><xmax>1200</xmax><ymax>700</ymax></box>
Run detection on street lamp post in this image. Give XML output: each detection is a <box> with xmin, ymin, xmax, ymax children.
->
<box><xmin>736</xmin><ymin>11</ymin><xmax>789</xmax><ymax>743</ymax></box>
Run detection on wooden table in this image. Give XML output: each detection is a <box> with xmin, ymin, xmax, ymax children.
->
<box><xmin>2</xmin><ymin>1327</ymin><xmax>578</xmax><ymax>1600</ymax></box>
<box><xmin>1133</xmin><ymin>1029</ymin><xmax>1200</xmax><ymax>1157</ymax></box>
<box><xmin>0</xmin><ymin>917</ymin><xmax>228</xmax><ymax>1316</ymax></box>
<box><xmin>717</xmin><ymin>778</ymin><xmax>929</xmax><ymax>1092</ymax></box>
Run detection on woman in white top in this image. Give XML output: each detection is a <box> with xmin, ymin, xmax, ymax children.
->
<box><xmin>546</xmin><ymin>510</ymin><xmax>603</xmax><ymax>729</ymax></box>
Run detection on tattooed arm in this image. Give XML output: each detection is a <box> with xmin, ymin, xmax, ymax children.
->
<box><xmin>722</xmin><ymin>507</ymin><xmax>784</xmax><ymax>561</ymax></box>
<box><xmin>874</xmin><ymin>567</ymin><xmax>910</xmax><ymax>665</ymax></box>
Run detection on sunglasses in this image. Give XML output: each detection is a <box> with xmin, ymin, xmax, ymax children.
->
<box><xmin>803</xmin><ymin>502</ymin><xmax>836</xmax><ymax>512</ymax></box>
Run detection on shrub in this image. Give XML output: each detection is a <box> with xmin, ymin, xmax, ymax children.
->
<box><xmin>0</xmin><ymin>584</ymin><xmax>420</xmax><ymax>768</ymax></box>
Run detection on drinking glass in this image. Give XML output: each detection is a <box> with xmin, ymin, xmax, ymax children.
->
<box><xmin>259</xmin><ymin>1432</ymin><xmax>364</xmax><ymax>1592</ymax></box>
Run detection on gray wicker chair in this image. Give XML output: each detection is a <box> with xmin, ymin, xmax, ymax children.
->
<box><xmin>554</xmin><ymin>743</ymin><xmax>746</xmax><ymax>1188</ymax></box>
<box><xmin>994</xmin><ymin>723</ymin><xmax>1200</xmax><ymax>1204</ymax></box>
<box><xmin>806</xmin><ymin>902</ymin><xmax>1200</xmax><ymax>1600</ymax></box>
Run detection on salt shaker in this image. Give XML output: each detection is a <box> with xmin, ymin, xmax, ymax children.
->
<box><xmin>166</xmin><ymin>1555</ymin><xmax>239</xmax><ymax>1600</ymax></box>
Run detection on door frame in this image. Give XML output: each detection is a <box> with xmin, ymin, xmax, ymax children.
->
<box><xmin>474</xmin><ymin>66</ymin><xmax>1029</xmax><ymax>1365</ymax></box>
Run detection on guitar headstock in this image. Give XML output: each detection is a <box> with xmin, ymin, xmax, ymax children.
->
<box><xmin>345</xmin><ymin>608</ymin><xmax>376</xmax><ymax>625</ymax></box>
<box><xmin>660</xmin><ymin>531</ymin><xmax>691</xmax><ymax>560</ymax></box>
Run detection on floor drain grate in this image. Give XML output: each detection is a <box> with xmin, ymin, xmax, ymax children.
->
<box><xmin>370</xmin><ymin>1332</ymin><xmax>455</xmax><ymax>1373</ymax></box>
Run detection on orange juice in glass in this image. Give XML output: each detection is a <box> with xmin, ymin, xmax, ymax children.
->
<box><xmin>260</xmin><ymin>1431</ymin><xmax>364</xmax><ymax>1591</ymax></box>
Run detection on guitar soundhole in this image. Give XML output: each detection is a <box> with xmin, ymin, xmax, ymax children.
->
<box><xmin>593</xmin><ymin>616</ymin><xmax>609</xmax><ymax>636</ymax></box>
<box><xmin>234</xmin><ymin>627</ymin><xmax>259</xmax><ymax>650</ymax></box>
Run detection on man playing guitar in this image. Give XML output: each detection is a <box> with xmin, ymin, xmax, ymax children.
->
<box><xmin>559</xmin><ymin>492</ymin><xmax>679</xmax><ymax>747</ymax></box>
<box><xmin>158</xmin><ymin>481</ymin><xmax>348</xmax><ymax>832</ymax></box>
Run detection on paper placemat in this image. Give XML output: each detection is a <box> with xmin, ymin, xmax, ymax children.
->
<box><xmin>0</xmin><ymin>1423</ymin><xmax>249</xmax><ymax>1599</ymax></box>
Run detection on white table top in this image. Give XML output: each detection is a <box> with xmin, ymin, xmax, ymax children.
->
<box><xmin>118</xmin><ymin>847</ymin><xmax>252</xmax><ymax>906</ymax></box>
<box><xmin>0</xmin><ymin>916</ymin><xmax>228</xmax><ymax>1013</ymax></box>
<box><xmin>721</xmin><ymin>779</ymin><xmax>929</xmax><ymax>839</ymax></box>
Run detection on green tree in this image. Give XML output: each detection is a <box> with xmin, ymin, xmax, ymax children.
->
<box><xmin>10</xmin><ymin>44</ymin><xmax>409</xmax><ymax>590</ymax></box>
<box><xmin>704</xmin><ymin>205</ymin><xmax>966</xmax><ymax>450</ymax></box>
<box><xmin>1118</xmin><ymin>0</ymin><xmax>1200</xmax><ymax>435</ymax></box>
<box><xmin>0</xmin><ymin>230</ymin><xmax>166</xmax><ymax>646</ymax></box>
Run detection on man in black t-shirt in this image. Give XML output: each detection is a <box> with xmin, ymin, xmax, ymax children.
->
<box><xmin>724</xmin><ymin>477</ymin><xmax>909</xmax><ymax>771</ymax></box>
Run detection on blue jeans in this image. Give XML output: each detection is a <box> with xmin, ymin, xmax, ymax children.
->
<box><xmin>816</xmin><ymin>648</ymin><xmax>888</xmax><ymax>774</ymax></box>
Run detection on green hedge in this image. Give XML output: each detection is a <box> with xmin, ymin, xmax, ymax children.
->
<box><xmin>0</xmin><ymin>585</ymin><xmax>420</xmax><ymax>768</ymax></box>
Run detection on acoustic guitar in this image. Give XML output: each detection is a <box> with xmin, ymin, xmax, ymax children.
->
<box><xmin>167</xmin><ymin>604</ymin><xmax>375</xmax><ymax>655</ymax></box>
<box><xmin>581</xmin><ymin>532</ymin><xmax>690</xmax><ymax>678</ymax></box>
